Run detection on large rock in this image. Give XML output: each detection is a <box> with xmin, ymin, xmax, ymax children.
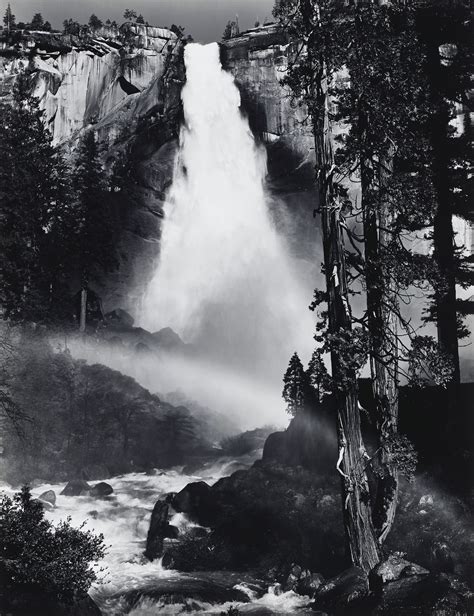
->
<box><xmin>370</xmin><ymin>553</ymin><xmax>429</xmax><ymax>591</ymax></box>
<box><xmin>89</xmin><ymin>482</ymin><xmax>114</xmax><ymax>498</ymax></box>
<box><xmin>38</xmin><ymin>490</ymin><xmax>56</xmax><ymax>506</ymax></box>
<box><xmin>172</xmin><ymin>481</ymin><xmax>214</xmax><ymax>526</ymax></box>
<box><xmin>262</xmin><ymin>404</ymin><xmax>337</xmax><ymax>471</ymax></box>
<box><xmin>145</xmin><ymin>500</ymin><xmax>170</xmax><ymax>561</ymax></box>
<box><xmin>375</xmin><ymin>573</ymin><xmax>474</xmax><ymax>614</ymax></box>
<box><xmin>60</xmin><ymin>480</ymin><xmax>91</xmax><ymax>496</ymax></box>
<box><xmin>314</xmin><ymin>566</ymin><xmax>369</xmax><ymax>611</ymax></box>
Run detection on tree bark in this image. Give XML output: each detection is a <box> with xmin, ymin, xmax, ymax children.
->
<box><xmin>362</xmin><ymin>152</ymin><xmax>399</xmax><ymax>544</ymax></box>
<box><xmin>79</xmin><ymin>287</ymin><xmax>87</xmax><ymax>332</ymax></box>
<box><xmin>314</xmin><ymin>72</ymin><xmax>380</xmax><ymax>573</ymax></box>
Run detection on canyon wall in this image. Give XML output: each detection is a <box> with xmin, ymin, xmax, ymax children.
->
<box><xmin>0</xmin><ymin>24</ymin><xmax>320</xmax><ymax>314</ymax></box>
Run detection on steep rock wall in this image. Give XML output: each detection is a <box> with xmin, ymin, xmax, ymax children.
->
<box><xmin>1</xmin><ymin>25</ymin><xmax>321</xmax><ymax>315</ymax></box>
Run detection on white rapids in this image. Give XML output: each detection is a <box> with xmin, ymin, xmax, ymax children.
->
<box><xmin>0</xmin><ymin>459</ymin><xmax>313</xmax><ymax>615</ymax></box>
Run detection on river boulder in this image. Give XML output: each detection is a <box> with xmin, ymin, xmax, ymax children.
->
<box><xmin>38</xmin><ymin>490</ymin><xmax>56</xmax><ymax>506</ymax></box>
<box><xmin>172</xmin><ymin>481</ymin><xmax>214</xmax><ymax>526</ymax></box>
<box><xmin>145</xmin><ymin>500</ymin><xmax>170</xmax><ymax>561</ymax></box>
<box><xmin>90</xmin><ymin>482</ymin><xmax>114</xmax><ymax>498</ymax></box>
<box><xmin>60</xmin><ymin>480</ymin><xmax>91</xmax><ymax>496</ymax></box>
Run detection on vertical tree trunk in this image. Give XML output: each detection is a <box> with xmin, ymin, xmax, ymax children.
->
<box><xmin>432</xmin><ymin>137</ymin><xmax>460</xmax><ymax>383</ymax></box>
<box><xmin>79</xmin><ymin>287</ymin><xmax>87</xmax><ymax>332</ymax></box>
<box><xmin>362</xmin><ymin>152</ymin><xmax>399</xmax><ymax>544</ymax></box>
<box><xmin>425</xmin><ymin>37</ymin><xmax>461</xmax><ymax>384</ymax></box>
<box><xmin>314</xmin><ymin>75</ymin><xmax>380</xmax><ymax>573</ymax></box>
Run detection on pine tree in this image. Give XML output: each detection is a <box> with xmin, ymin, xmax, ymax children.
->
<box><xmin>71</xmin><ymin>131</ymin><xmax>116</xmax><ymax>331</ymax></box>
<box><xmin>88</xmin><ymin>14</ymin><xmax>103</xmax><ymax>30</ymax></box>
<box><xmin>30</xmin><ymin>13</ymin><xmax>44</xmax><ymax>30</ymax></box>
<box><xmin>282</xmin><ymin>352</ymin><xmax>308</xmax><ymax>416</ymax></box>
<box><xmin>0</xmin><ymin>75</ymin><xmax>71</xmax><ymax>323</ymax></box>
<box><xmin>3</xmin><ymin>4</ymin><xmax>15</xmax><ymax>33</ymax></box>
<box><xmin>416</xmin><ymin>0</ymin><xmax>473</xmax><ymax>383</ymax></box>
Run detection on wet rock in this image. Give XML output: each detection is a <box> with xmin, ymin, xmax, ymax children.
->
<box><xmin>60</xmin><ymin>480</ymin><xmax>91</xmax><ymax>496</ymax></box>
<box><xmin>90</xmin><ymin>481</ymin><xmax>114</xmax><ymax>498</ymax></box>
<box><xmin>105</xmin><ymin>308</ymin><xmax>134</xmax><ymax>328</ymax></box>
<box><xmin>370</xmin><ymin>552</ymin><xmax>429</xmax><ymax>591</ymax></box>
<box><xmin>34</xmin><ymin>498</ymin><xmax>55</xmax><ymax>511</ymax></box>
<box><xmin>431</xmin><ymin>541</ymin><xmax>455</xmax><ymax>573</ymax></box>
<box><xmin>376</xmin><ymin>572</ymin><xmax>474</xmax><ymax>614</ymax></box>
<box><xmin>152</xmin><ymin>327</ymin><xmax>186</xmax><ymax>350</ymax></box>
<box><xmin>145</xmin><ymin>500</ymin><xmax>170</xmax><ymax>561</ymax></box>
<box><xmin>187</xmin><ymin>526</ymin><xmax>209</xmax><ymax>539</ymax></box>
<box><xmin>297</xmin><ymin>572</ymin><xmax>325</xmax><ymax>597</ymax></box>
<box><xmin>88</xmin><ymin>510</ymin><xmax>99</xmax><ymax>519</ymax></box>
<box><xmin>38</xmin><ymin>490</ymin><xmax>56</xmax><ymax>506</ymax></box>
<box><xmin>172</xmin><ymin>481</ymin><xmax>214</xmax><ymax>525</ymax></box>
<box><xmin>419</xmin><ymin>494</ymin><xmax>434</xmax><ymax>507</ymax></box>
<box><xmin>283</xmin><ymin>564</ymin><xmax>303</xmax><ymax>591</ymax></box>
<box><xmin>164</xmin><ymin>524</ymin><xmax>180</xmax><ymax>539</ymax></box>
<box><xmin>314</xmin><ymin>566</ymin><xmax>369</xmax><ymax>611</ymax></box>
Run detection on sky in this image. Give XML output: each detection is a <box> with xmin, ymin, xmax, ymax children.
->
<box><xmin>5</xmin><ymin>0</ymin><xmax>276</xmax><ymax>42</ymax></box>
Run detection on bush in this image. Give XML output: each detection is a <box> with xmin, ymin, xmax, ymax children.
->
<box><xmin>0</xmin><ymin>487</ymin><xmax>105</xmax><ymax>610</ymax></box>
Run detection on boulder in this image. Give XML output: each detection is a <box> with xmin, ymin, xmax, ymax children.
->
<box><xmin>145</xmin><ymin>500</ymin><xmax>170</xmax><ymax>561</ymax></box>
<box><xmin>314</xmin><ymin>566</ymin><xmax>369</xmax><ymax>611</ymax></box>
<box><xmin>105</xmin><ymin>308</ymin><xmax>135</xmax><ymax>328</ymax></box>
<box><xmin>298</xmin><ymin>572</ymin><xmax>325</xmax><ymax>597</ymax></box>
<box><xmin>172</xmin><ymin>481</ymin><xmax>214</xmax><ymax>525</ymax></box>
<box><xmin>164</xmin><ymin>524</ymin><xmax>180</xmax><ymax>539</ymax></box>
<box><xmin>34</xmin><ymin>498</ymin><xmax>54</xmax><ymax>511</ymax></box>
<box><xmin>60</xmin><ymin>480</ymin><xmax>91</xmax><ymax>496</ymax></box>
<box><xmin>377</xmin><ymin>572</ymin><xmax>474</xmax><ymax>614</ymax></box>
<box><xmin>152</xmin><ymin>327</ymin><xmax>185</xmax><ymax>350</ymax></box>
<box><xmin>38</xmin><ymin>490</ymin><xmax>56</xmax><ymax>506</ymax></box>
<box><xmin>90</xmin><ymin>482</ymin><xmax>114</xmax><ymax>498</ymax></box>
<box><xmin>419</xmin><ymin>494</ymin><xmax>434</xmax><ymax>507</ymax></box>
<box><xmin>370</xmin><ymin>552</ymin><xmax>429</xmax><ymax>591</ymax></box>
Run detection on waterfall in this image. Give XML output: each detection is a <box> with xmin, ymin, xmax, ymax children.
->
<box><xmin>140</xmin><ymin>43</ymin><xmax>314</xmax><ymax>424</ymax></box>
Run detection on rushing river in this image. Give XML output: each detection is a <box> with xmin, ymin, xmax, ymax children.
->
<box><xmin>1</xmin><ymin>456</ymin><xmax>314</xmax><ymax>615</ymax></box>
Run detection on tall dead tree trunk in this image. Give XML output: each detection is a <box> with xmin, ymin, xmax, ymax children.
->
<box><xmin>313</xmin><ymin>72</ymin><xmax>380</xmax><ymax>573</ymax></box>
<box><xmin>362</xmin><ymin>149</ymin><xmax>399</xmax><ymax>544</ymax></box>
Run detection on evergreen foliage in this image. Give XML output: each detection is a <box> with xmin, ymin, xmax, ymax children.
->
<box><xmin>0</xmin><ymin>486</ymin><xmax>104</xmax><ymax>608</ymax></box>
<box><xmin>0</xmin><ymin>75</ymin><xmax>71</xmax><ymax>324</ymax></box>
<box><xmin>282</xmin><ymin>352</ymin><xmax>311</xmax><ymax>415</ymax></box>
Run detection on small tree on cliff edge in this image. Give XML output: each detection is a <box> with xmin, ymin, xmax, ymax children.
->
<box><xmin>3</xmin><ymin>4</ymin><xmax>15</xmax><ymax>33</ymax></box>
<box><xmin>282</xmin><ymin>352</ymin><xmax>310</xmax><ymax>416</ymax></box>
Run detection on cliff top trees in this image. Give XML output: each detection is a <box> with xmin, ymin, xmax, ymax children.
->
<box><xmin>3</xmin><ymin>3</ymin><xmax>15</xmax><ymax>33</ymax></box>
<box><xmin>88</xmin><ymin>14</ymin><xmax>103</xmax><ymax>30</ymax></box>
<box><xmin>30</xmin><ymin>12</ymin><xmax>44</xmax><ymax>30</ymax></box>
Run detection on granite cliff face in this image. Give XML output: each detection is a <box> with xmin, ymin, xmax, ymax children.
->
<box><xmin>0</xmin><ymin>24</ymin><xmax>320</xmax><ymax>314</ymax></box>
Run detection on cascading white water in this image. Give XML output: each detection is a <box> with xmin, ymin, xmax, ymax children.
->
<box><xmin>140</xmin><ymin>43</ymin><xmax>314</xmax><ymax>423</ymax></box>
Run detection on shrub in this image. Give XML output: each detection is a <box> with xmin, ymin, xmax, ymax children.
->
<box><xmin>0</xmin><ymin>486</ymin><xmax>105</xmax><ymax>609</ymax></box>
